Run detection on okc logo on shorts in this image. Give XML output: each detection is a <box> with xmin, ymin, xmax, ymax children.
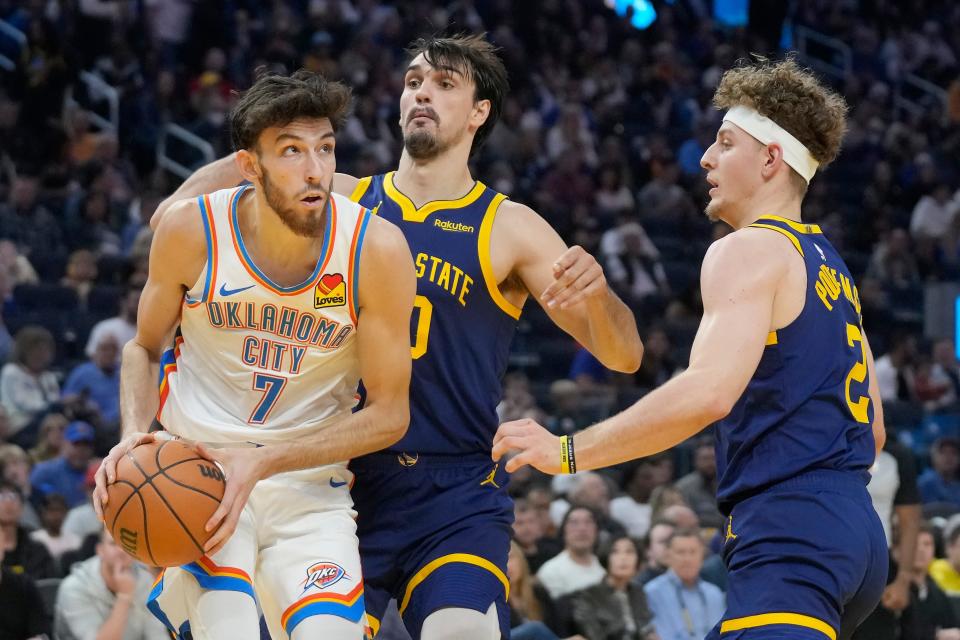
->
<box><xmin>315</xmin><ymin>273</ymin><xmax>346</xmax><ymax>309</ymax></box>
<box><xmin>299</xmin><ymin>561</ymin><xmax>347</xmax><ymax>592</ymax></box>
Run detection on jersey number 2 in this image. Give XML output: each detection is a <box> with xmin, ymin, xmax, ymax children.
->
<box><xmin>249</xmin><ymin>373</ymin><xmax>287</xmax><ymax>425</ymax></box>
<box><xmin>411</xmin><ymin>295</ymin><xmax>433</xmax><ymax>359</ymax></box>
<box><xmin>845</xmin><ymin>323</ymin><xmax>870</xmax><ymax>424</ymax></box>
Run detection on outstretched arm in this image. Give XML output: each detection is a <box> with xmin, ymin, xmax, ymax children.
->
<box><xmin>493</xmin><ymin>230</ymin><xmax>783</xmax><ymax>473</ymax></box>
<box><xmin>199</xmin><ymin>215</ymin><xmax>416</xmax><ymax>553</ymax></box>
<box><xmin>94</xmin><ymin>199</ymin><xmax>207</xmax><ymax>516</ymax></box>
<box><xmin>502</xmin><ymin>201</ymin><xmax>643</xmax><ymax>372</ymax></box>
<box><xmin>151</xmin><ymin>152</ymin><xmax>360</xmax><ymax>229</ymax></box>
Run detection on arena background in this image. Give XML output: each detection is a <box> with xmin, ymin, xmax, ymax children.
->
<box><xmin>0</xmin><ymin>0</ymin><xmax>959</xmax><ymax>638</ymax></box>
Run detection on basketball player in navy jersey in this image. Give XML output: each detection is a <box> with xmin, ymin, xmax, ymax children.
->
<box><xmin>148</xmin><ymin>35</ymin><xmax>642</xmax><ymax>640</ymax></box>
<box><xmin>496</xmin><ymin>58</ymin><xmax>889</xmax><ymax>640</ymax></box>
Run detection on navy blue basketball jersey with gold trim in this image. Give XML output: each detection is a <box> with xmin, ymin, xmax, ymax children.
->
<box><xmin>714</xmin><ymin>215</ymin><xmax>876</xmax><ymax>515</ymax></box>
<box><xmin>349</xmin><ymin>172</ymin><xmax>521</xmax><ymax>456</ymax></box>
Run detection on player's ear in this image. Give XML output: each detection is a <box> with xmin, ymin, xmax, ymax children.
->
<box><xmin>470</xmin><ymin>99</ymin><xmax>491</xmax><ymax>130</ymax></box>
<box><xmin>235</xmin><ymin>149</ymin><xmax>263</xmax><ymax>183</ymax></box>
<box><xmin>761</xmin><ymin>143</ymin><xmax>783</xmax><ymax>180</ymax></box>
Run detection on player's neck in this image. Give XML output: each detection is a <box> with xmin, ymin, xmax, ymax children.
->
<box><xmin>242</xmin><ymin>190</ymin><xmax>325</xmax><ymax>275</ymax></box>
<box><xmin>732</xmin><ymin>189</ymin><xmax>803</xmax><ymax>230</ymax></box>
<box><xmin>394</xmin><ymin>149</ymin><xmax>475</xmax><ymax>208</ymax></box>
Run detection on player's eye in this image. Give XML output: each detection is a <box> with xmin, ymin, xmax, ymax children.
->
<box><xmin>283</xmin><ymin>145</ymin><xmax>300</xmax><ymax>155</ymax></box>
<box><xmin>407</xmin><ymin>78</ymin><xmax>421</xmax><ymax>89</ymax></box>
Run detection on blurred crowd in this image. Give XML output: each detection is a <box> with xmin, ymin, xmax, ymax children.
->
<box><xmin>0</xmin><ymin>0</ymin><xmax>959</xmax><ymax>638</ymax></box>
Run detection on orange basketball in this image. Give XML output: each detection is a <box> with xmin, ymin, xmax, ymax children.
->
<box><xmin>102</xmin><ymin>439</ymin><xmax>226</xmax><ymax>567</ymax></box>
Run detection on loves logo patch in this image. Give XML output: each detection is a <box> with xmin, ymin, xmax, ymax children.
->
<box><xmin>299</xmin><ymin>561</ymin><xmax>348</xmax><ymax>593</ymax></box>
<box><xmin>315</xmin><ymin>273</ymin><xmax>346</xmax><ymax>309</ymax></box>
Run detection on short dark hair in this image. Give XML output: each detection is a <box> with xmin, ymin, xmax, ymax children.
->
<box><xmin>666</xmin><ymin>527</ymin><xmax>703</xmax><ymax>547</ymax></box>
<box><xmin>229</xmin><ymin>69</ymin><xmax>352</xmax><ymax>151</ymax></box>
<box><xmin>406</xmin><ymin>33</ymin><xmax>508</xmax><ymax>157</ymax></box>
<box><xmin>560</xmin><ymin>505</ymin><xmax>600</xmax><ymax>537</ymax></box>
<box><xmin>598</xmin><ymin>535</ymin><xmax>640</xmax><ymax>571</ymax></box>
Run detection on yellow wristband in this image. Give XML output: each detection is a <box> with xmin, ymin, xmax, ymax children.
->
<box><xmin>560</xmin><ymin>436</ymin><xmax>577</xmax><ymax>474</ymax></box>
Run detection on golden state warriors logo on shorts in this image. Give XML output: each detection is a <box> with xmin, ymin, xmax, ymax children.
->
<box><xmin>314</xmin><ymin>273</ymin><xmax>346</xmax><ymax>309</ymax></box>
<box><xmin>299</xmin><ymin>561</ymin><xmax>347</xmax><ymax>593</ymax></box>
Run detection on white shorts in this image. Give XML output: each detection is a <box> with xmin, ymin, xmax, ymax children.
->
<box><xmin>147</xmin><ymin>466</ymin><xmax>368</xmax><ymax>640</ymax></box>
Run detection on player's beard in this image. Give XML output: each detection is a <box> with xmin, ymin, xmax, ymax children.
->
<box><xmin>261</xmin><ymin>168</ymin><xmax>332</xmax><ymax>238</ymax></box>
<box><xmin>704</xmin><ymin>199</ymin><xmax>722</xmax><ymax>222</ymax></box>
<box><xmin>403</xmin><ymin>111</ymin><xmax>467</xmax><ymax>161</ymax></box>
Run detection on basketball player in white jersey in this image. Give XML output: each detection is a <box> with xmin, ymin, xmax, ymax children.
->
<box><xmin>92</xmin><ymin>70</ymin><xmax>416</xmax><ymax>640</ymax></box>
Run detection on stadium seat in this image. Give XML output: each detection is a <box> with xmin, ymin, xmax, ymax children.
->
<box><xmin>12</xmin><ymin>284</ymin><xmax>79</xmax><ymax>313</ymax></box>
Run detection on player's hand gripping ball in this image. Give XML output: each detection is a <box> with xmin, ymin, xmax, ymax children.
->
<box><xmin>101</xmin><ymin>439</ymin><xmax>226</xmax><ymax>566</ymax></box>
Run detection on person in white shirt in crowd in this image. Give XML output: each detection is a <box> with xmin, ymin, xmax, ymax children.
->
<box><xmin>537</xmin><ymin>506</ymin><xmax>606</xmax><ymax>599</ymax></box>
<box><xmin>610</xmin><ymin>459</ymin><xmax>657</xmax><ymax>539</ymax></box>
<box><xmin>910</xmin><ymin>182</ymin><xmax>960</xmax><ymax>241</ymax></box>
<box><xmin>84</xmin><ymin>284</ymin><xmax>140</xmax><ymax>362</ymax></box>
<box><xmin>55</xmin><ymin>528</ymin><xmax>170</xmax><ymax>640</ymax></box>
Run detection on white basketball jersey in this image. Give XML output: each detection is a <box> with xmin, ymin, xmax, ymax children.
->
<box><xmin>158</xmin><ymin>185</ymin><xmax>372</xmax><ymax>448</ymax></box>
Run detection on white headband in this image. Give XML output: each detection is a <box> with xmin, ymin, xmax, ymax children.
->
<box><xmin>722</xmin><ymin>105</ymin><xmax>820</xmax><ymax>184</ymax></box>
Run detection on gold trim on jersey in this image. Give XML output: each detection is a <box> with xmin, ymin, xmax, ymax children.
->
<box><xmin>349</xmin><ymin>176</ymin><xmax>373</xmax><ymax>203</ymax></box>
<box><xmin>756</xmin><ymin>215</ymin><xmax>822</xmax><ymax>234</ymax></box>
<box><xmin>766</xmin><ymin>331</ymin><xmax>778</xmax><ymax>346</ymax></box>
<box><xmin>383</xmin><ymin>171</ymin><xmax>487</xmax><ymax>223</ymax></box>
<box><xmin>720</xmin><ymin>612</ymin><xmax>835</xmax><ymax>639</ymax></box>
<box><xmin>398</xmin><ymin>553</ymin><xmax>509</xmax><ymax>617</ymax></box>
<box><xmin>478</xmin><ymin>193</ymin><xmax>522</xmax><ymax>319</ymax></box>
<box><xmin>747</xmin><ymin>223</ymin><xmax>804</xmax><ymax>257</ymax></box>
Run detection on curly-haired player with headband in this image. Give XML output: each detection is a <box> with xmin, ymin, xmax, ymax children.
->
<box><xmin>496</xmin><ymin>57</ymin><xmax>888</xmax><ymax>640</ymax></box>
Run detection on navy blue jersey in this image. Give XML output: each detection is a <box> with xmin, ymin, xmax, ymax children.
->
<box><xmin>714</xmin><ymin>215</ymin><xmax>876</xmax><ymax>514</ymax></box>
<box><xmin>349</xmin><ymin>172</ymin><xmax>521</xmax><ymax>456</ymax></box>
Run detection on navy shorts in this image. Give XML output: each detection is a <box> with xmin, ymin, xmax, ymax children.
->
<box><xmin>707</xmin><ymin>470</ymin><xmax>888</xmax><ymax>640</ymax></box>
<box><xmin>349</xmin><ymin>453</ymin><xmax>513</xmax><ymax>639</ymax></box>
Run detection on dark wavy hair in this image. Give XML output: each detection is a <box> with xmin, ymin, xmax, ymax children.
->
<box><xmin>406</xmin><ymin>33</ymin><xmax>509</xmax><ymax>157</ymax></box>
<box><xmin>229</xmin><ymin>69</ymin><xmax>352</xmax><ymax>152</ymax></box>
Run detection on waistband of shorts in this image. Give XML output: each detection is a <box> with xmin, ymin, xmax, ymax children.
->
<box><xmin>762</xmin><ymin>468</ymin><xmax>871</xmax><ymax>496</ymax></box>
<box><xmin>349</xmin><ymin>451</ymin><xmax>494</xmax><ymax>469</ymax></box>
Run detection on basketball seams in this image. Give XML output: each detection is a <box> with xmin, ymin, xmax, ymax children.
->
<box><xmin>128</xmin><ymin>448</ymin><xmax>207</xmax><ymax>557</ymax></box>
<box><xmin>106</xmin><ymin>479</ymin><xmax>140</xmax><ymax>532</ymax></box>
<box><xmin>156</xmin><ymin>468</ymin><xmax>225</xmax><ymax>503</ymax></box>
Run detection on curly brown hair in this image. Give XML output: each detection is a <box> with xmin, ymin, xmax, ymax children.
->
<box><xmin>229</xmin><ymin>69</ymin><xmax>352</xmax><ymax>152</ymax></box>
<box><xmin>713</xmin><ymin>57</ymin><xmax>848</xmax><ymax>169</ymax></box>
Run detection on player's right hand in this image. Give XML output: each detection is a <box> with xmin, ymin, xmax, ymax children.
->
<box><xmin>94</xmin><ymin>431</ymin><xmax>164</xmax><ymax>520</ymax></box>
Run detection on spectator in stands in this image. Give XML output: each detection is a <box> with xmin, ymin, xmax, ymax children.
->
<box><xmin>0</xmin><ymin>524</ymin><xmax>50</xmax><ymax>640</ymax></box>
<box><xmin>900</xmin><ymin>523</ymin><xmax>959</xmax><ymax>640</ymax></box>
<box><xmin>913</xmin><ymin>352</ymin><xmax>957</xmax><ymax>412</ymax></box>
<box><xmin>0</xmin><ymin>325</ymin><xmax>59</xmax><ymax>444</ymax></box>
<box><xmin>0</xmin><ymin>444</ymin><xmax>40</xmax><ymax>529</ymax></box>
<box><xmin>546</xmin><ymin>380</ymin><xmax>598</xmax><ymax>436</ymax></box>
<box><xmin>571</xmin><ymin>535</ymin><xmax>657</xmax><ymax>640</ymax></box>
<box><xmin>659</xmin><ymin>505</ymin><xmax>700</xmax><ymax>531</ymax></box>
<box><xmin>62</xmin><ymin>463</ymin><xmax>102</xmax><ymax>544</ymax></box>
<box><xmin>527</xmin><ymin>485</ymin><xmax>559</xmax><ymax>539</ymax></box>
<box><xmin>30</xmin><ymin>492</ymin><xmax>80</xmax><ymax>565</ymax></box>
<box><xmin>930</xmin><ymin>520</ymin><xmax>960</xmax><ymax>619</ymax></box>
<box><xmin>919</xmin><ymin>437</ymin><xmax>960</xmax><ymax>507</ymax></box>
<box><xmin>594</xmin><ymin>167</ymin><xmax>635</xmax><ymax>221</ymax></box>
<box><xmin>62</xmin><ymin>335</ymin><xmax>121</xmax><ymax>427</ymax></box>
<box><xmin>934</xmin><ymin>339</ymin><xmax>960</xmax><ymax>399</ymax></box>
<box><xmin>911</xmin><ymin>183</ymin><xmax>960</xmax><ymax>241</ymax></box>
<box><xmin>55</xmin><ymin>528</ymin><xmax>169</xmax><ymax>640</ymax></box>
<box><xmin>498</xmin><ymin>372</ymin><xmax>538</xmax><ymax>423</ymax></box>
<box><xmin>635</xmin><ymin>520</ymin><xmax>674</xmax><ymax>585</ymax></box>
<box><xmin>602</xmin><ymin>222</ymin><xmax>670</xmax><ymax>308</ymax></box>
<box><xmin>29</xmin><ymin>421</ymin><xmax>96</xmax><ymax>509</ymax></box>
<box><xmin>537</xmin><ymin>506</ymin><xmax>606</xmax><ymax>599</ymax></box>
<box><xmin>611</xmin><ymin>460</ymin><xmax>657</xmax><ymax>539</ymax></box>
<box><xmin>675</xmin><ymin>438</ymin><xmax>724</xmax><ymax>530</ymax></box>
<box><xmin>28</xmin><ymin>412</ymin><xmax>67</xmax><ymax>464</ymax></box>
<box><xmin>875</xmin><ymin>334</ymin><xmax>918</xmax><ymax>401</ymax></box>
<box><xmin>649</xmin><ymin>485</ymin><xmax>688</xmax><ymax>524</ymax></box>
<box><xmin>633</xmin><ymin>327</ymin><xmax>678</xmax><ymax>389</ymax></box>
<box><xmin>0</xmin><ymin>175</ymin><xmax>64</xmax><ymax>264</ymax></box>
<box><xmin>636</xmin><ymin>153</ymin><xmax>697</xmax><ymax>223</ymax></box>
<box><xmin>514</xmin><ymin>498</ymin><xmax>562</xmax><ymax>574</ymax></box>
<box><xmin>60</xmin><ymin>249</ymin><xmax>98</xmax><ymax>307</ymax></box>
<box><xmin>0</xmin><ymin>239</ymin><xmax>39</xmax><ymax>288</ymax></box>
<box><xmin>0</xmin><ymin>479</ymin><xmax>55</xmax><ymax>580</ymax></box>
<box><xmin>643</xmin><ymin>529</ymin><xmax>725</xmax><ymax>640</ymax></box>
<box><xmin>84</xmin><ymin>284</ymin><xmax>139</xmax><ymax>362</ymax></box>
<box><xmin>867</xmin><ymin>229</ymin><xmax>922</xmax><ymax>291</ymax></box>
<box><xmin>856</xmin><ymin>430</ymin><xmax>923</xmax><ymax>639</ymax></box>
<box><xmin>508</xmin><ymin>541</ymin><xmax>568</xmax><ymax>640</ymax></box>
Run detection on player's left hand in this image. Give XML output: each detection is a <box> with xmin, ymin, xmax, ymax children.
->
<box><xmin>492</xmin><ymin>418</ymin><xmax>562</xmax><ymax>474</ymax></box>
<box><xmin>540</xmin><ymin>245</ymin><xmax>608</xmax><ymax>310</ymax></box>
<box><xmin>196</xmin><ymin>444</ymin><xmax>268</xmax><ymax>556</ymax></box>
